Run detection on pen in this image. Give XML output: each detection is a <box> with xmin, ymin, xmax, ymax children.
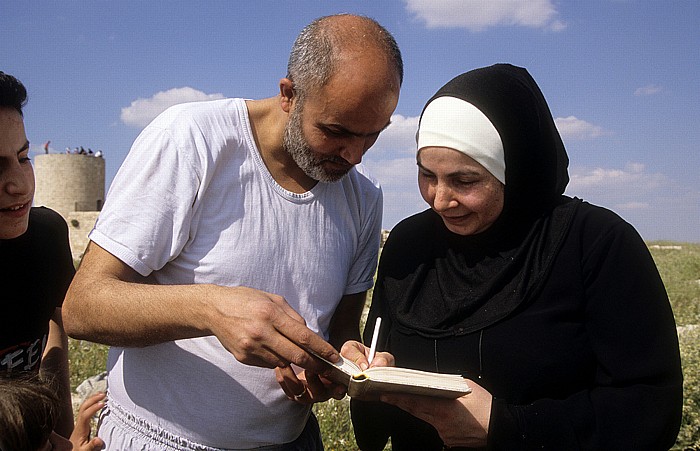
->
<box><xmin>367</xmin><ymin>316</ymin><xmax>382</xmax><ymax>364</ymax></box>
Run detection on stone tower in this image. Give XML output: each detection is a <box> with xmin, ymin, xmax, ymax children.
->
<box><xmin>33</xmin><ymin>153</ymin><xmax>105</xmax><ymax>261</ymax></box>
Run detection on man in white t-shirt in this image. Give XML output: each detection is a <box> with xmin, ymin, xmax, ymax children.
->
<box><xmin>62</xmin><ymin>14</ymin><xmax>402</xmax><ymax>450</ymax></box>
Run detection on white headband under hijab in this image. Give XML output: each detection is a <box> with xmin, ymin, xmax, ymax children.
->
<box><xmin>417</xmin><ymin>96</ymin><xmax>506</xmax><ymax>185</ymax></box>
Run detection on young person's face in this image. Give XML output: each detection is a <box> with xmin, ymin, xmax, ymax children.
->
<box><xmin>0</xmin><ymin>107</ymin><xmax>34</xmax><ymax>239</ymax></box>
<box><xmin>418</xmin><ymin>146</ymin><xmax>505</xmax><ymax>236</ymax></box>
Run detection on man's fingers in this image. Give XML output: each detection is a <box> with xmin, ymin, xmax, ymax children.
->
<box><xmin>276</xmin><ymin>367</ymin><xmax>316</xmax><ymax>404</ymax></box>
<box><xmin>214</xmin><ymin>287</ymin><xmax>338</xmax><ymax>371</ymax></box>
<box><xmin>305</xmin><ymin>371</ymin><xmax>324</xmax><ymax>393</ymax></box>
<box><xmin>233</xmin><ymin>334</ymin><xmax>328</xmax><ymax>374</ymax></box>
<box><xmin>247</xmin><ymin>290</ymin><xmax>338</xmax><ymax>368</ymax></box>
<box><xmin>269</xmin><ymin>311</ymin><xmax>340</xmax><ymax>369</ymax></box>
<box><xmin>308</xmin><ymin>371</ymin><xmax>347</xmax><ymax>400</ymax></box>
<box><xmin>267</xmin><ymin>293</ymin><xmax>306</xmax><ymax>324</ymax></box>
<box><xmin>275</xmin><ymin>366</ymin><xmax>305</xmax><ymax>398</ymax></box>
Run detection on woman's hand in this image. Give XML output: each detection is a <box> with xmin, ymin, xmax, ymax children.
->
<box><xmin>340</xmin><ymin>340</ymin><xmax>395</xmax><ymax>371</ymax></box>
<box><xmin>379</xmin><ymin>378</ymin><xmax>492</xmax><ymax>448</ymax></box>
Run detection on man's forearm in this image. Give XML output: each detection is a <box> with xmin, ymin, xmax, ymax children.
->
<box><xmin>63</xmin><ymin>242</ymin><xmax>342</xmax><ymax>372</ymax></box>
<box><xmin>63</xmin><ymin>275</ymin><xmax>213</xmax><ymax>347</ymax></box>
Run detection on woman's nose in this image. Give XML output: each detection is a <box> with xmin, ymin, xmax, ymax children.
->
<box><xmin>432</xmin><ymin>183</ymin><xmax>456</xmax><ymax>211</ymax></box>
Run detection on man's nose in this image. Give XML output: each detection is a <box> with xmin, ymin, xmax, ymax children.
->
<box><xmin>339</xmin><ymin>136</ymin><xmax>371</xmax><ymax>165</ymax></box>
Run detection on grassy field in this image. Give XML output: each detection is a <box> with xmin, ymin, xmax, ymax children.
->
<box><xmin>68</xmin><ymin>241</ymin><xmax>700</xmax><ymax>449</ymax></box>
<box><xmin>649</xmin><ymin>242</ymin><xmax>700</xmax><ymax>449</ymax></box>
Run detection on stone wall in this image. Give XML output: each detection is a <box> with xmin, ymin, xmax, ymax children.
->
<box><xmin>66</xmin><ymin>211</ymin><xmax>100</xmax><ymax>262</ymax></box>
<box><xmin>33</xmin><ymin>153</ymin><xmax>105</xmax><ymax>262</ymax></box>
<box><xmin>33</xmin><ymin>154</ymin><xmax>105</xmax><ymax>219</ymax></box>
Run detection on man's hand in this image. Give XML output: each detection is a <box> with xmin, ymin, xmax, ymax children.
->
<box><xmin>64</xmin><ymin>243</ymin><xmax>339</xmax><ymax>374</ymax></box>
<box><xmin>275</xmin><ymin>365</ymin><xmax>347</xmax><ymax>404</ymax></box>
<box><xmin>206</xmin><ymin>285</ymin><xmax>339</xmax><ymax>372</ymax></box>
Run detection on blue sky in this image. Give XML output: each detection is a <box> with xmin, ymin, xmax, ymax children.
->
<box><xmin>3</xmin><ymin>1</ymin><xmax>699</xmax><ymax>242</ymax></box>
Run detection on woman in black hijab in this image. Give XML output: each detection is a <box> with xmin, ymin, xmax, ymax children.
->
<box><xmin>349</xmin><ymin>64</ymin><xmax>683</xmax><ymax>450</ymax></box>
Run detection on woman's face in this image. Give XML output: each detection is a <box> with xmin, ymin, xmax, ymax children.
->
<box><xmin>418</xmin><ymin>146</ymin><xmax>504</xmax><ymax>236</ymax></box>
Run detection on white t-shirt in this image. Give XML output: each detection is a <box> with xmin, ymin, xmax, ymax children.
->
<box><xmin>90</xmin><ymin>98</ymin><xmax>382</xmax><ymax>448</ymax></box>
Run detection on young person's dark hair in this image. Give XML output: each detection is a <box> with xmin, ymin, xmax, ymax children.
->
<box><xmin>0</xmin><ymin>71</ymin><xmax>28</xmax><ymax>116</ymax></box>
<box><xmin>0</xmin><ymin>373</ymin><xmax>60</xmax><ymax>451</ymax></box>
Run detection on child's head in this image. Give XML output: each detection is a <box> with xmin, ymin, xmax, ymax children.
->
<box><xmin>0</xmin><ymin>373</ymin><xmax>61</xmax><ymax>451</ymax></box>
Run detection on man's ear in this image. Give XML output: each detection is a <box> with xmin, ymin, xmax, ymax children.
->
<box><xmin>279</xmin><ymin>78</ymin><xmax>295</xmax><ymax>113</ymax></box>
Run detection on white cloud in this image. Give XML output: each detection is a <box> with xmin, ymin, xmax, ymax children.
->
<box><xmin>568</xmin><ymin>163</ymin><xmax>665</xmax><ymax>192</ymax></box>
<box><xmin>565</xmin><ymin>163</ymin><xmax>700</xmax><ymax>241</ymax></box>
<box><xmin>120</xmin><ymin>87</ymin><xmax>225</xmax><ymax>128</ymax></box>
<box><xmin>364</xmin><ymin>156</ymin><xmax>425</xmax><ymax>229</ymax></box>
<box><xmin>555</xmin><ymin>116</ymin><xmax>608</xmax><ymax>140</ymax></box>
<box><xmin>404</xmin><ymin>0</ymin><xmax>565</xmax><ymax>32</ymax></box>
<box><xmin>368</xmin><ymin>114</ymin><xmax>420</xmax><ymax>161</ymax></box>
<box><xmin>634</xmin><ymin>84</ymin><xmax>662</xmax><ymax>97</ymax></box>
<box><xmin>363</xmin><ymin>114</ymin><xmax>424</xmax><ymax>228</ymax></box>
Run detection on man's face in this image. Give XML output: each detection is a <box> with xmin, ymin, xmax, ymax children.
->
<box><xmin>283</xmin><ymin>100</ymin><xmax>353</xmax><ymax>182</ymax></box>
<box><xmin>0</xmin><ymin>107</ymin><xmax>34</xmax><ymax>239</ymax></box>
<box><xmin>283</xmin><ymin>55</ymin><xmax>401</xmax><ymax>183</ymax></box>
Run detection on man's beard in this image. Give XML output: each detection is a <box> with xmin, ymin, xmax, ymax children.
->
<box><xmin>283</xmin><ymin>105</ymin><xmax>351</xmax><ymax>183</ymax></box>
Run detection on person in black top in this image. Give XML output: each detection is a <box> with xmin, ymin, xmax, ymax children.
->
<box><xmin>0</xmin><ymin>71</ymin><xmax>76</xmax><ymax>440</ymax></box>
<box><xmin>349</xmin><ymin>64</ymin><xmax>683</xmax><ymax>450</ymax></box>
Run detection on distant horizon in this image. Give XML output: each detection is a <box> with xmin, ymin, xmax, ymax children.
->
<box><xmin>28</xmin><ymin>132</ymin><xmax>700</xmax><ymax>246</ymax></box>
<box><xmin>31</xmin><ymin>146</ymin><xmax>700</xmax><ymax>244</ymax></box>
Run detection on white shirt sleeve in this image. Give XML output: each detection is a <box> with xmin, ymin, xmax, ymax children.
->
<box><xmin>343</xmin><ymin>167</ymin><xmax>383</xmax><ymax>295</ymax></box>
<box><xmin>90</xmin><ymin>120</ymin><xmax>201</xmax><ymax>276</ymax></box>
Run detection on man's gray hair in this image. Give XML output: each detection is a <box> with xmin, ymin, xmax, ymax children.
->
<box><xmin>286</xmin><ymin>14</ymin><xmax>403</xmax><ymax>101</ymax></box>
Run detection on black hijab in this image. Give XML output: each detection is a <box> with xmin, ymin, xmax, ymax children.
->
<box><xmin>379</xmin><ymin>64</ymin><xmax>580</xmax><ymax>338</ymax></box>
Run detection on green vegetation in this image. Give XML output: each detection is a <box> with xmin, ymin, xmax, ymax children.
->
<box><xmin>67</xmin><ymin>339</ymin><xmax>108</xmax><ymax>391</ymax></box>
<box><xmin>647</xmin><ymin>242</ymin><xmax>700</xmax><ymax>449</ymax></box>
<box><xmin>68</xmin><ymin>242</ymin><xmax>700</xmax><ymax>449</ymax></box>
<box><xmin>649</xmin><ymin>242</ymin><xmax>700</xmax><ymax>327</ymax></box>
<box><xmin>677</xmin><ymin>325</ymin><xmax>700</xmax><ymax>448</ymax></box>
